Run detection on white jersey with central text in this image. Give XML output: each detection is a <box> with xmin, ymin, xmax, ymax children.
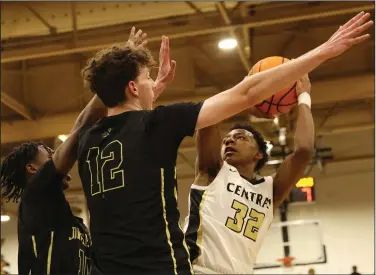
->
<box><xmin>183</xmin><ymin>162</ymin><xmax>274</xmax><ymax>274</ymax></box>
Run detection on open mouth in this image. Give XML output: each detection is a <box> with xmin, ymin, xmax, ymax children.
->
<box><xmin>224</xmin><ymin>146</ymin><xmax>237</xmax><ymax>155</ymax></box>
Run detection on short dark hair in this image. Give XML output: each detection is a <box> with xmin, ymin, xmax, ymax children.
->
<box><xmin>0</xmin><ymin>142</ymin><xmax>48</xmax><ymax>202</ymax></box>
<box><xmin>230</xmin><ymin>123</ymin><xmax>268</xmax><ymax>171</ymax></box>
<box><xmin>82</xmin><ymin>45</ymin><xmax>156</xmax><ymax>107</ymax></box>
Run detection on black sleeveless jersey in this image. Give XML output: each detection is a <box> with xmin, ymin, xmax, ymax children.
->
<box><xmin>77</xmin><ymin>102</ymin><xmax>203</xmax><ymax>274</ymax></box>
<box><xmin>17</xmin><ymin>160</ymin><xmax>92</xmax><ymax>275</ymax></box>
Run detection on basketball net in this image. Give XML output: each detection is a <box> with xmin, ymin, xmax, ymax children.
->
<box><xmin>277</xmin><ymin>256</ymin><xmax>295</xmax><ymax>274</ymax></box>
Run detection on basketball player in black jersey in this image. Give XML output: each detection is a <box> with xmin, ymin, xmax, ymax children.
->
<box><xmin>77</xmin><ymin>13</ymin><xmax>371</xmax><ymax>274</ymax></box>
<box><xmin>0</xmin><ymin>95</ymin><xmax>105</xmax><ymax>274</ymax></box>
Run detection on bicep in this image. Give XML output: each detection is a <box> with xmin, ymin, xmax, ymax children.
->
<box><xmin>273</xmin><ymin>151</ymin><xmax>311</xmax><ymax>208</ymax></box>
<box><xmin>52</xmin><ymin>127</ymin><xmax>83</xmax><ymax>175</ymax></box>
<box><xmin>196</xmin><ymin>87</ymin><xmax>251</xmax><ymax>130</ymax></box>
<box><xmin>195</xmin><ymin>126</ymin><xmax>223</xmax><ymax>178</ymax></box>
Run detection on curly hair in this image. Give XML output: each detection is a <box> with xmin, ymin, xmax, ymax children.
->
<box><xmin>0</xmin><ymin>142</ymin><xmax>48</xmax><ymax>202</ymax></box>
<box><xmin>82</xmin><ymin>45</ymin><xmax>156</xmax><ymax>108</ymax></box>
<box><xmin>230</xmin><ymin>123</ymin><xmax>269</xmax><ymax>171</ymax></box>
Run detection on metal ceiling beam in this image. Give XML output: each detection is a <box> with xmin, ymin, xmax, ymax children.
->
<box><xmin>185</xmin><ymin>2</ymin><xmax>202</xmax><ymax>14</ymax></box>
<box><xmin>71</xmin><ymin>2</ymin><xmax>78</xmax><ymax>46</ymax></box>
<box><xmin>217</xmin><ymin>2</ymin><xmax>250</xmax><ymax>72</ymax></box>
<box><xmin>24</xmin><ymin>3</ymin><xmax>57</xmax><ymax>35</ymax></box>
<box><xmin>1</xmin><ymin>91</ymin><xmax>35</xmax><ymax>120</ymax></box>
<box><xmin>2</xmin><ymin>73</ymin><xmax>374</xmax><ymax>144</ymax></box>
<box><xmin>2</xmin><ymin>4</ymin><xmax>373</xmax><ymax>63</ymax></box>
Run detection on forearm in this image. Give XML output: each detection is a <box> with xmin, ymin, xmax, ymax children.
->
<box><xmin>53</xmin><ymin>95</ymin><xmax>106</xmax><ymax>174</ymax></box>
<box><xmin>195</xmin><ymin>126</ymin><xmax>222</xmax><ymax>176</ymax></box>
<box><xmin>70</xmin><ymin>95</ymin><xmax>106</xmax><ymax>133</ymax></box>
<box><xmin>294</xmin><ymin>104</ymin><xmax>314</xmax><ymax>156</ymax></box>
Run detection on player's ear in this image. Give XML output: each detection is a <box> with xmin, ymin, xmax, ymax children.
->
<box><xmin>254</xmin><ymin>151</ymin><xmax>263</xmax><ymax>161</ymax></box>
<box><xmin>25</xmin><ymin>163</ymin><xmax>38</xmax><ymax>175</ymax></box>
<box><xmin>127</xmin><ymin>81</ymin><xmax>139</xmax><ymax>97</ymax></box>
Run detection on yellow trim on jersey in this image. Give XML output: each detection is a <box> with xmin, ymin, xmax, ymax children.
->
<box><xmin>161</xmin><ymin>168</ymin><xmax>178</xmax><ymax>275</ymax></box>
<box><xmin>31</xmin><ymin>236</ymin><xmax>38</xmax><ymax>258</ymax></box>
<box><xmin>174</xmin><ymin>186</ymin><xmax>194</xmax><ymax>275</ymax></box>
<box><xmin>195</xmin><ymin>190</ymin><xmax>208</xmax><ymax>262</ymax></box>
<box><xmin>46</xmin><ymin>231</ymin><xmax>54</xmax><ymax>275</ymax></box>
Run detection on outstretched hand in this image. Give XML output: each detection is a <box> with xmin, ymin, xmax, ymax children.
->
<box><xmin>153</xmin><ymin>36</ymin><xmax>177</xmax><ymax>101</ymax></box>
<box><xmin>319</xmin><ymin>11</ymin><xmax>373</xmax><ymax>60</ymax></box>
<box><xmin>296</xmin><ymin>74</ymin><xmax>311</xmax><ymax>96</ymax></box>
<box><xmin>126</xmin><ymin>27</ymin><xmax>148</xmax><ymax>49</ymax></box>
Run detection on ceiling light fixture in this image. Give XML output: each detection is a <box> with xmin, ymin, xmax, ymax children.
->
<box><xmin>58</xmin><ymin>135</ymin><xmax>68</xmax><ymax>142</ymax></box>
<box><xmin>1</xmin><ymin>215</ymin><xmax>10</xmax><ymax>222</ymax></box>
<box><xmin>218</xmin><ymin>38</ymin><xmax>237</xmax><ymax>50</ymax></box>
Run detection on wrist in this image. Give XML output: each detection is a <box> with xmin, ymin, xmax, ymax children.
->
<box><xmin>297</xmin><ymin>92</ymin><xmax>311</xmax><ymax>108</ymax></box>
<box><xmin>312</xmin><ymin>45</ymin><xmax>331</xmax><ymax>63</ymax></box>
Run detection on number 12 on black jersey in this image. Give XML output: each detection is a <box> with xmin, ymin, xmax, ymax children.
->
<box><xmin>86</xmin><ymin>140</ymin><xmax>125</xmax><ymax>196</ymax></box>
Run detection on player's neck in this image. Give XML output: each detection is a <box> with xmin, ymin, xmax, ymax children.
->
<box><xmin>234</xmin><ymin>163</ymin><xmax>257</xmax><ymax>180</ymax></box>
<box><xmin>107</xmin><ymin>99</ymin><xmax>143</xmax><ymax>116</ymax></box>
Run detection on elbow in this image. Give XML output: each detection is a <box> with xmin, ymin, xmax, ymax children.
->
<box><xmin>294</xmin><ymin>146</ymin><xmax>313</xmax><ymax>163</ymax></box>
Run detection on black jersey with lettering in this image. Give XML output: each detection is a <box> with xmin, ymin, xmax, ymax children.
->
<box><xmin>77</xmin><ymin>102</ymin><xmax>203</xmax><ymax>274</ymax></box>
<box><xmin>18</xmin><ymin>160</ymin><xmax>92</xmax><ymax>275</ymax></box>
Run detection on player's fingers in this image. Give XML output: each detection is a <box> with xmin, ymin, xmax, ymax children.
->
<box><xmin>346</xmin><ymin>20</ymin><xmax>373</xmax><ymax>39</ymax></box>
<box><xmin>168</xmin><ymin>60</ymin><xmax>176</xmax><ymax>79</ymax></box>
<box><xmin>135</xmin><ymin>29</ymin><xmax>143</xmax><ymax>40</ymax></box>
<box><xmin>165</xmin><ymin>36</ymin><xmax>170</xmax><ymax>50</ymax></box>
<box><xmin>129</xmin><ymin>26</ymin><xmax>135</xmax><ymax>38</ymax></box>
<box><xmin>345</xmin><ymin>13</ymin><xmax>371</xmax><ymax>34</ymax></box>
<box><xmin>170</xmin><ymin>60</ymin><xmax>176</xmax><ymax>71</ymax></box>
<box><xmin>140</xmin><ymin>33</ymin><xmax>147</xmax><ymax>43</ymax></box>
<box><xmin>341</xmin><ymin>11</ymin><xmax>365</xmax><ymax>30</ymax></box>
<box><xmin>159</xmin><ymin>36</ymin><xmax>165</xmax><ymax>54</ymax></box>
<box><xmin>139</xmin><ymin>40</ymin><xmax>148</xmax><ymax>48</ymax></box>
<box><xmin>350</xmin><ymin>33</ymin><xmax>371</xmax><ymax>45</ymax></box>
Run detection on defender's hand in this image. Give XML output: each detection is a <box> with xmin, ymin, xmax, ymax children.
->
<box><xmin>126</xmin><ymin>27</ymin><xmax>147</xmax><ymax>49</ymax></box>
<box><xmin>318</xmin><ymin>12</ymin><xmax>372</xmax><ymax>60</ymax></box>
<box><xmin>296</xmin><ymin>74</ymin><xmax>311</xmax><ymax>96</ymax></box>
<box><xmin>153</xmin><ymin>36</ymin><xmax>177</xmax><ymax>100</ymax></box>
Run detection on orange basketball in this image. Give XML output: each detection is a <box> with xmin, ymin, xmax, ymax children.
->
<box><xmin>248</xmin><ymin>56</ymin><xmax>297</xmax><ymax>116</ymax></box>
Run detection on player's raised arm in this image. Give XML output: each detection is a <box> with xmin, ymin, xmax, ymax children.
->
<box><xmin>195</xmin><ymin>12</ymin><xmax>372</xmax><ymax>130</ymax></box>
<box><xmin>272</xmin><ymin>75</ymin><xmax>314</xmax><ymax>210</ymax></box>
<box><xmin>52</xmin><ymin>95</ymin><xmax>106</xmax><ymax>175</ymax></box>
<box><xmin>194</xmin><ymin>126</ymin><xmax>223</xmax><ymax>179</ymax></box>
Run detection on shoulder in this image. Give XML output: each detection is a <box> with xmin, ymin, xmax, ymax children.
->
<box><xmin>147</xmin><ymin>102</ymin><xmax>203</xmax><ymax>122</ymax></box>
<box><xmin>146</xmin><ymin>101</ymin><xmax>204</xmax><ymax>138</ymax></box>
<box><xmin>28</xmin><ymin>160</ymin><xmax>63</xmax><ymax>187</ymax></box>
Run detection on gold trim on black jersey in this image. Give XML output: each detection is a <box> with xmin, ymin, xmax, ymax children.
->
<box><xmin>161</xmin><ymin>168</ymin><xmax>178</xmax><ymax>275</ymax></box>
<box><xmin>174</xmin><ymin>185</ymin><xmax>194</xmax><ymax>274</ymax></box>
<box><xmin>31</xmin><ymin>236</ymin><xmax>38</xmax><ymax>258</ymax></box>
<box><xmin>46</xmin><ymin>231</ymin><xmax>54</xmax><ymax>275</ymax></box>
<box><xmin>184</xmin><ymin>189</ymin><xmax>208</xmax><ymax>263</ymax></box>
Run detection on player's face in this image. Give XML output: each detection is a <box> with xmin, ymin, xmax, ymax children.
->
<box><xmin>221</xmin><ymin>129</ymin><xmax>262</xmax><ymax>166</ymax></box>
<box><xmin>134</xmin><ymin>67</ymin><xmax>154</xmax><ymax>110</ymax></box>
<box><xmin>27</xmin><ymin>145</ymin><xmax>71</xmax><ymax>190</ymax></box>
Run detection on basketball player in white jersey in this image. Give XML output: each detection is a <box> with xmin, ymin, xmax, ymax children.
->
<box><xmin>184</xmin><ymin>74</ymin><xmax>314</xmax><ymax>274</ymax></box>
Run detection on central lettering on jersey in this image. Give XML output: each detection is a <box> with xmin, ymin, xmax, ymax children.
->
<box><xmin>226</xmin><ymin>182</ymin><xmax>272</xmax><ymax>209</ymax></box>
<box><xmin>69</xmin><ymin>227</ymin><xmax>91</xmax><ymax>247</ymax></box>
